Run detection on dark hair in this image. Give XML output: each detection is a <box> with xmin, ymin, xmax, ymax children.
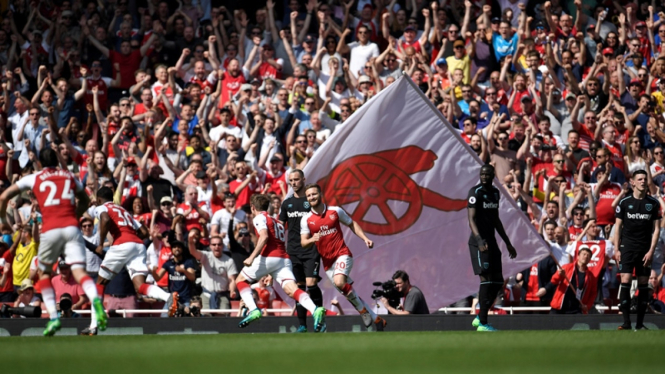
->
<box><xmin>582</xmin><ymin>218</ymin><xmax>595</xmax><ymax>228</ymax></box>
<box><xmin>39</xmin><ymin>148</ymin><xmax>59</xmax><ymax>168</ymax></box>
<box><xmin>250</xmin><ymin>194</ymin><xmax>271</xmax><ymax>211</ymax></box>
<box><xmin>572</xmin><ymin>206</ymin><xmax>584</xmax><ymax>215</ymax></box>
<box><xmin>578</xmin><ymin>246</ymin><xmax>592</xmax><ymax>255</ymax></box>
<box><xmin>546</xmin><ymin>200</ymin><xmax>559</xmax><ymax>208</ymax></box>
<box><xmin>97</xmin><ymin>186</ymin><xmax>114</xmax><ymax>202</ymax></box>
<box><xmin>568</xmin><ymin>129</ymin><xmax>579</xmax><ymax>137</ymax></box>
<box><xmin>543</xmin><ymin>219</ymin><xmax>558</xmax><ymax>228</ymax></box>
<box><xmin>632</xmin><ymin>170</ymin><xmax>647</xmax><ymax>178</ymax></box>
<box><xmin>289</xmin><ymin>169</ymin><xmax>304</xmax><ymax>178</ymax></box>
<box><xmin>392</xmin><ymin>270</ymin><xmax>409</xmax><ymax>283</ymax></box>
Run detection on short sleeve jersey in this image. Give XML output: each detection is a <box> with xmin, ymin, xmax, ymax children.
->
<box><xmin>300</xmin><ymin>205</ymin><xmax>353</xmax><ymax>270</ymax></box>
<box><xmin>94</xmin><ymin>202</ymin><xmax>142</xmax><ymax>246</ymax></box>
<box><xmin>615</xmin><ymin>194</ymin><xmax>661</xmax><ymax>251</ymax></box>
<box><xmin>279</xmin><ymin>196</ymin><xmax>316</xmax><ymax>256</ymax></box>
<box><xmin>252</xmin><ymin>212</ymin><xmax>288</xmax><ymax>258</ymax></box>
<box><xmin>16</xmin><ymin>168</ymin><xmax>83</xmax><ymax>233</ymax></box>
<box><xmin>176</xmin><ymin>201</ymin><xmax>210</xmax><ymax>232</ymax></box>
<box><xmin>467</xmin><ymin>184</ymin><xmax>500</xmax><ymax>241</ymax></box>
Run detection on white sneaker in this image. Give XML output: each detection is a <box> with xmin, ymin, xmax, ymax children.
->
<box><xmin>359</xmin><ymin>307</ymin><xmax>372</xmax><ymax>328</ymax></box>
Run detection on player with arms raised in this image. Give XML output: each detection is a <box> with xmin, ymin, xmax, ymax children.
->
<box><xmin>235</xmin><ymin>194</ymin><xmax>326</xmax><ymax>330</ymax></box>
<box><xmin>301</xmin><ymin>184</ymin><xmax>387</xmax><ymax>331</ymax></box>
<box><xmin>614</xmin><ymin>170</ymin><xmax>661</xmax><ymax>330</ymax></box>
<box><xmin>0</xmin><ymin>149</ymin><xmax>107</xmax><ymax>336</ymax></box>
<box><xmin>467</xmin><ymin>164</ymin><xmax>517</xmax><ymax>332</ymax></box>
<box><xmin>279</xmin><ymin>170</ymin><xmax>323</xmax><ymax>332</ymax></box>
<box><xmin>80</xmin><ymin>187</ymin><xmax>180</xmax><ymax>335</ymax></box>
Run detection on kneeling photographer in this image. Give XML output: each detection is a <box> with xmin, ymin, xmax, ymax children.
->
<box><xmin>379</xmin><ymin>271</ymin><xmax>429</xmax><ymax>315</ymax></box>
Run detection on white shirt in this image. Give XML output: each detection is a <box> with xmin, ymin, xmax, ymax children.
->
<box><xmin>209</xmin><ymin>124</ymin><xmax>243</xmax><ymax>144</ymax></box>
<box><xmin>348</xmin><ymin>41</ymin><xmax>379</xmax><ymax>79</ymax></box>
<box><xmin>83</xmin><ymin>234</ymin><xmax>101</xmax><ymax>273</ymax></box>
<box><xmin>211</xmin><ymin>208</ymin><xmax>247</xmax><ymax>246</ymax></box>
<box><xmin>8</xmin><ymin>110</ymin><xmax>28</xmax><ymax>152</ymax></box>
<box><xmin>200</xmin><ymin>251</ymin><xmax>237</xmax><ymax>292</ymax></box>
<box><xmin>548</xmin><ymin>240</ymin><xmax>570</xmax><ymax>265</ymax></box>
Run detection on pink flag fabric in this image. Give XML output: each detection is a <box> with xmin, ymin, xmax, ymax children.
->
<box><xmin>301</xmin><ymin>76</ymin><xmax>551</xmax><ymax>312</ymax></box>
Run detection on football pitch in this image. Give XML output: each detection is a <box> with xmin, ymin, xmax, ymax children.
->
<box><xmin>2</xmin><ymin>331</ymin><xmax>663</xmax><ymax>373</ymax></box>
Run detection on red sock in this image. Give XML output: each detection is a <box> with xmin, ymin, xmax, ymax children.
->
<box><xmin>340</xmin><ymin>283</ymin><xmax>352</xmax><ymax>296</ymax></box>
<box><xmin>294</xmin><ymin>288</ymin><xmax>305</xmax><ymax>300</ymax></box>
<box><xmin>138</xmin><ymin>283</ymin><xmax>151</xmax><ymax>296</ymax></box>
<box><xmin>96</xmin><ymin>284</ymin><xmax>105</xmax><ymax>297</ymax></box>
<box><xmin>237</xmin><ymin>281</ymin><xmax>250</xmax><ymax>292</ymax></box>
<box><xmin>38</xmin><ymin>278</ymin><xmax>53</xmax><ymax>291</ymax></box>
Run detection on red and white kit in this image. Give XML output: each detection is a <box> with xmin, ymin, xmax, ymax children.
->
<box><xmin>93</xmin><ymin>202</ymin><xmax>149</xmax><ymax>279</ymax></box>
<box><xmin>241</xmin><ymin>212</ymin><xmax>295</xmax><ymax>287</ymax></box>
<box><xmin>300</xmin><ymin>205</ymin><xmax>355</xmax><ymax>282</ymax></box>
<box><xmin>566</xmin><ymin>240</ymin><xmax>615</xmax><ymax>279</ymax></box>
<box><xmin>16</xmin><ymin>168</ymin><xmax>87</xmax><ymax>268</ymax></box>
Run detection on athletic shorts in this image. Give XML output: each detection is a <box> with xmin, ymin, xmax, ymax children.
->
<box><xmin>39</xmin><ymin>226</ymin><xmax>87</xmax><ymax>271</ymax></box>
<box><xmin>99</xmin><ymin>242</ymin><xmax>149</xmax><ymax>280</ymax></box>
<box><xmin>469</xmin><ymin>242</ymin><xmax>502</xmax><ymax>276</ymax></box>
<box><xmin>325</xmin><ymin>255</ymin><xmax>354</xmax><ymax>284</ymax></box>
<box><xmin>618</xmin><ymin>250</ymin><xmax>651</xmax><ymax>277</ymax></box>
<box><xmin>290</xmin><ymin>252</ymin><xmax>321</xmax><ymax>282</ymax></box>
<box><xmin>241</xmin><ymin>256</ymin><xmax>296</xmax><ymax>288</ymax></box>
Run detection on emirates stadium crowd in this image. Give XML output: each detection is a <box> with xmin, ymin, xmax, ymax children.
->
<box><xmin>1</xmin><ymin>0</ymin><xmax>665</xmax><ymax>321</ymax></box>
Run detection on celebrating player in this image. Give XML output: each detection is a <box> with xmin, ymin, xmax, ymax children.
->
<box><xmin>300</xmin><ymin>184</ymin><xmax>387</xmax><ymax>331</ymax></box>
<box><xmin>81</xmin><ymin>187</ymin><xmax>179</xmax><ymax>335</ymax></box>
<box><xmin>467</xmin><ymin>164</ymin><xmax>517</xmax><ymax>332</ymax></box>
<box><xmin>235</xmin><ymin>194</ymin><xmax>326</xmax><ymax>330</ymax></box>
<box><xmin>279</xmin><ymin>170</ymin><xmax>323</xmax><ymax>333</ymax></box>
<box><xmin>0</xmin><ymin>149</ymin><xmax>107</xmax><ymax>337</ymax></box>
<box><xmin>614</xmin><ymin>170</ymin><xmax>661</xmax><ymax>330</ymax></box>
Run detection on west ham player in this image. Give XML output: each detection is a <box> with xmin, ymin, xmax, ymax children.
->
<box><xmin>279</xmin><ymin>170</ymin><xmax>323</xmax><ymax>332</ymax></box>
<box><xmin>81</xmin><ymin>187</ymin><xmax>179</xmax><ymax>335</ymax></box>
<box><xmin>235</xmin><ymin>194</ymin><xmax>325</xmax><ymax>330</ymax></box>
<box><xmin>300</xmin><ymin>184</ymin><xmax>387</xmax><ymax>331</ymax></box>
<box><xmin>614</xmin><ymin>170</ymin><xmax>661</xmax><ymax>330</ymax></box>
<box><xmin>467</xmin><ymin>165</ymin><xmax>517</xmax><ymax>331</ymax></box>
<box><xmin>0</xmin><ymin>149</ymin><xmax>107</xmax><ymax>336</ymax></box>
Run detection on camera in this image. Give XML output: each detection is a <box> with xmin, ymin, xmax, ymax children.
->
<box><xmin>0</xmin><ymin>304</ymin><xmax>42</xmax><ymax>318</ymax></box>
<box><xmin>371</xmin><ymin>280</ymin><xmax>401</xmax><ymax>309</ymax></box>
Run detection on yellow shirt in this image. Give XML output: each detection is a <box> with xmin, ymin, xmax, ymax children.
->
<box><xmin>652</xmin><ymin>91</ymin><xmax>664</xmax><ymax>115</ymax></box>
<box><xmin>12</xmin><ymin>233</ymin><xmax>37</xmax><ymax>286</ymax></box>
<box><xmin>446</xmin><ymin>54</ymin><xmax>471</xmax><ymax>85</ymax></box>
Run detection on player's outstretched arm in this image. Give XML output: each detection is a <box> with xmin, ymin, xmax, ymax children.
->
<box><xmin>0</xmin><ymin>185</ymin><xmax>21</xmax><ymax>228</ymax></box>
<box><xmin>494</xmin><ymin>216</ymin><xmax>516</xmax><ymax>259</ymax></box>
<box><xmin>347</xmin><ymin>220</ymin><xmax>373</xmax><ymax>248</ymax></box>
<box><xmin>245</xmin><ymin>229</ymin><xmax>267</xmax><ymax>267</ymax></box>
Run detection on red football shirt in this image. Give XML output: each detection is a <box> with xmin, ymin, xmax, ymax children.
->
<box><xmin>300</xmin><ymin>205</ymin><xmax>353</xmax><ymax>270</ymax></box>
<box><xmin>252</xmin><ymin>212</ymin><xmax>287</xmax><ymax>258</ymax></box>
<box><xmin>16</xmin><ymin>168</ymin><xmax>83</xmax><ymax>233</ymax></box>
<box><xmin>94</xmin><ymin>202</ymin><xmax>143</xmax><ymax>246</ymax></box>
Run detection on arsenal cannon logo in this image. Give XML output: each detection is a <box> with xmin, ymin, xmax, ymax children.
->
<box><xmin>316</xmin><ymin>146</ymin><xmax>467</xmax><ymax>235</ymax></box>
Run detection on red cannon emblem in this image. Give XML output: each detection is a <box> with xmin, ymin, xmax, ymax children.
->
<box><xmin>316</xmin><ymin>146</ymin><xmax>467</xmax><ymax>235</ymax></box>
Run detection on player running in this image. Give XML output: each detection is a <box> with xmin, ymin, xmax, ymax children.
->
<box><xmin>614</xmin><ymin>170</ymin><xmax>660</xmax><ymax>330</ymax></box>
<box><xmin>235</xmin><ymin>194</ymin><xmax>326</xmax><ymax>330</ymax></box>
<box><xmin>81</xmin><ymin>187</ymin><xmax>179</xmax><ymax>335</ymax></box>
<box><xmin>300</xmin><ymin>184</ymin><xmax>387</xmax><ymax>331</ymax></box>
<box><xmin>0</xmin><ymin>149</ymin><xmax>107</xmax><ymax>337</ymax></box>
<box><xmin>467</xmin><ymin>164</ymin><xmax>517</xmax><ymax>331</ymax></box>
<box><xmin>279</xmin><ymin>170</ymin><xmax>323</xmax><ymax>332</ymax></box>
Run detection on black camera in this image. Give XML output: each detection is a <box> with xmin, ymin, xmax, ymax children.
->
<box><xmin>189</xmin><ymin>305</ymin><xmax>201</xmax><ymax>317</ymax></box>
<box><xmin>371</xmin><ymin>280</ymin><xmax>401</xmax><ymax>309</ymax></box>
<box><xmin>0</xmin><ymin>304</ymin><xmax>42</xmax><ymax>318</ymax></box>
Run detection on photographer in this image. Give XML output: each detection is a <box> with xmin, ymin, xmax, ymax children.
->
<box><xmin>380</xmin><ymin>271</ymin><xmax>429</xmax><ymax>315</ymax></box>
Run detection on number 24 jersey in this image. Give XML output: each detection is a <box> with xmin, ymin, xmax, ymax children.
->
<box><xmin>16</xmin><ymin>168</ymin><xmax>83</xmax><ymax>233</ymax></box>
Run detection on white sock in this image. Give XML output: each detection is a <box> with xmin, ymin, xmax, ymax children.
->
<box><xmin>238</xmin><ymin>283</ymin><xmax>258</xmax><ymax>311</ymax></box>
<box><xmin>90</xmin><ymin>306</ymin><xmax>97</xmax><ymax>328</ymax></box>
<box><xmin>39</xmin><ymin>280</ymin><xmax>59</xmax><ymax>319</ymax></box>
<box><xmin>147</xmin><ymin>285</ymin><xmax>170</xmax><ymax>301</ymax></box>
<box><xmin>345</xmin><ymin>290</ymin><xmax>364</xmax><ymax>312</ymax></box>
<box><xmin>79</xmin><ymin>276</ymin><xmax>99</xmax><ymax>301</ymax></box>
<box><xmin>360</xmin><ymin>297</ymin><xmax>377</xmax><ymax>320</ymax></box>
<box><xmin>295</xmin><ymin>289</ymin><xmax>317</xmax><ymax>314</ymax></box>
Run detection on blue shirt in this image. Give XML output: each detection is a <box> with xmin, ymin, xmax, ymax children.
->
<box><xmin>57</xmin><ymin>94</ymin><xmax>75</xmax><ymax>128</ymax></box>
<box><xmin>487</xmin><ymin>105</ymin><xmax>511</xmax><ymax>123</ymax></box>
<box><xmin>162</xmin><ymin>258</ymin><xmax>197</xmax><ymax>303</ymax></box>
<box><xmin>458</xmin><ymin>100</ymin><xmax>490</xmax><ymax>116</ymax></box>
<box><xmin>295</xmin><ymin>110</ymin><xmax>313</xmax><ymax>133</ymax></box>
<box><xmin>172</xmin><ymin>115</ymin><xmax>199</xmax><ymax>136</ymax></box>
<box><xmin>492</xmin><ymin>32</ymin><xmax>518</xmax><ymax>62</ymax></box>
<box><xmin>457</xmin><ymin>114</ymin><xmax>490</xmax><ymax>130</ymax></box>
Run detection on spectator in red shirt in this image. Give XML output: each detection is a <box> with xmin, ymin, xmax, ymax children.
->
<box><xmin>51</xmin><ymin>261</ymin><xmax>87</xmax><ymax>311</ymax></box>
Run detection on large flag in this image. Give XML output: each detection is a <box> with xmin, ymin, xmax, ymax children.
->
<box><xmin>302</xmin><ymin>75</ymin><xmax>551</xmax><ymax>311</ymax></box>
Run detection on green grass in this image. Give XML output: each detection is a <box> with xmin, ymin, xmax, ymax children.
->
<box><xmin>2</xmin><ymin>331</ymin><xmax>663</xmax><ymax>374</ymax></box>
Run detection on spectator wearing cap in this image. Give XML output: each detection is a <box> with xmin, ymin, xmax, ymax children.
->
<box><xmin>52</xmin><ymin>261</ymin><xmax>87</xmax><ymax>311</ymax></box>
<box><xmin>400</xmin><ymin>9</ymin><xmax>431</xmax><ymax>56</ymax></box>
<box><xmin>446</xmin><ymin>39</ymin><xmax>473</xmax><ymax>85</ymax></box>
<box><xmin>294</xmin><ymin>34</ymin><xmax>317</xmax><ymax>65</ymax></box>
<box><xmin>338</xmin><ymin>25</ymin><xmax>380</xmax><ymax>79</ymax></box>
<box><xmin>187</xmin><ymin>231</ymin><xmax>238</xmax><ymax>310</ymax></box>
<box><xmin>154</xmin><ymin>241</ymin><xmax>197</xmax><ymax>306</ymax></box>
<box><xmin>255</xmin><ymin>153</ymin><xmax>288</xmax><ymax>197</ymax></box>
<box><xmin>14</xmin><ymin>278</ymin><xmax>40</xmax><ymax>311</ymax></box>
<box><xmin>484</xmin><ymin>86</ymin><xmax>510</xmax><ymax>123</ymax></box>
<box><xmin>590</xmin><ymin>147</ymin><xmax>626</xmax><ymax>185</ymax></box>
<box><xmin>482</xmin><ymin>7</ymin><xmax>518</xmax><ymax>62</ymax></box>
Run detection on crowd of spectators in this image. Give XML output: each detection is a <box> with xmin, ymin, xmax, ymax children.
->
<box><xmin>1</xmin><ymin>0</ymin><xmax>665</xmax><ymax>317</ymax></box>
